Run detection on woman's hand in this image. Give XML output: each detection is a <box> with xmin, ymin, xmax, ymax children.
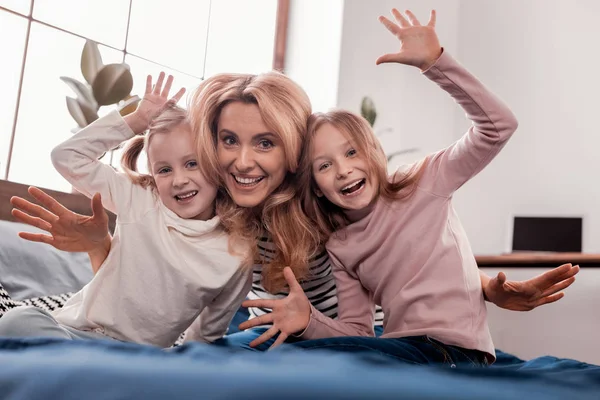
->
<box><xmin>376</xmin><ymin>9</ymin><xmax>442</xmax><ymax>71</ymax></box>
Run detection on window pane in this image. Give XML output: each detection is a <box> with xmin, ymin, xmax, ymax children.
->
<box><xmin>9</xmin><ymin>23</ymin><xmax>123</xmax><ymax>192</ymax></box>
<box><xmin>127</xmin><ymin>0</ymin><xmax>209</xmax><ymax>76</ymax></box>
<box><xmin>0</xmin><ymin>0</ymin><xmax>31</xmax><ymax>15</ymax></box>
<box><xmin>0</xmin><ymin>10</ymin><xmax>27</xmax><ymax>178</ymax></box>
<box><xmin>109</xmin><ymin>54</ymin><xmax>202</xmax><ymax>170</ymax></box>
<box><xmin>33</xmin><ymin>0</ymin><xmax>129</xmax><ymax>49</ymax></box>
<box><xmin>204</xmin><ymin>0</ymin><xmax>277</xmax><ymax>76</ymax></box>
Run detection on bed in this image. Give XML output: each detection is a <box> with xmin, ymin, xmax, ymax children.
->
<box><xmin>0</xmin><ymin>179</ymin><xmax>599</xmax><ymax>399</ymax></box>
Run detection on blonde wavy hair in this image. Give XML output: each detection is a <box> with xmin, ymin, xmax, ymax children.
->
<box><xmin>299</xmin><ymin>109</ymin><xmax>428</xmax><ymax>243</ymax></box>
<box><xmin>120</xmin><ymin>105</ymin><xmax>188</xmax><ymax>189</ymax></box>
<box><xmin>188</xmin><ymin>72</ymin><xmax>320</xmax><ymax>293</ymax></box>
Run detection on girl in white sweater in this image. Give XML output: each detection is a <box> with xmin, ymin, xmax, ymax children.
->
<box><xmin>0</xmin><ymin>73</ymin><xmax>250</xmax><ymax>347</ymax></box>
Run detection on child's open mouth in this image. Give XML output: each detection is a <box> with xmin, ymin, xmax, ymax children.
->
<box><xmin>341</xmin><ymin>179</ymin><xmax>366</xmax><ymax>196</ymax></box>
<box><xmin>175</xmin><ymin>191</ymin><xmax>198</xmax><ymax>202</ymax></box>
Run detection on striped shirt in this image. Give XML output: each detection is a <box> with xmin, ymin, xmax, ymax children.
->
<box><xmin>247</xmin><ymin>236</ymin><xmax>384</xmax><ymax>326</ymax></box>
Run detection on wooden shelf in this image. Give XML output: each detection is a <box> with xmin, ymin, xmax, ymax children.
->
<box><xmin>475</xmin><ymin>253</ymin><xmax>600</xmax><ymax>268</ymax></box>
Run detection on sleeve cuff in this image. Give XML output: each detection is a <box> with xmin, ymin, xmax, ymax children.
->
<box><xmin>296</xmin><ymin>303</ymin><xmax>321</xmax><ymax>339</ymax></box>
<box><xmin>106</xmin><ymin>110</ymin><xmax>137</xmax><ymax>140</ymax></box>
<box><xmin>421</xmin><ymin>48</ymin><xmax>454</xmax><ymax>75</ymax></box>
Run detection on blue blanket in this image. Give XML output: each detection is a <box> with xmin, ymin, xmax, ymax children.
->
<box><xmin>0</xmin><ymin>338</ymin><xmax>598</xmax><ymax>400</ymax></box>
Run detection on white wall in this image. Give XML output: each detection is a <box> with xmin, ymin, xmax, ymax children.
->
<box><xmin>453</xmin><ymin>0</ymin><xmax>600</xmax><ymax>255</ymax></box>
<box><xmin>483</xmin><ymin>267</ymin><xmax>600</xmax><ymax>365</ymax></box>
<box><xmin>285</xmin><ymin>0</ymin><xmax>344</xmax><ymax>113</ymax></box>
<box><xmin>453</xmin><ymin>0</ymin><xmax>600</xmax><ymax>364</ymax></box>
<box><xmin>332</xmin><ymin>0</ymin><xmax>600</xmax><ymax>363</ymax></box>
<box><xmin>337</xmin><ymin>0</ymin><xmax>461</xmax><ymax>159</ymax></box>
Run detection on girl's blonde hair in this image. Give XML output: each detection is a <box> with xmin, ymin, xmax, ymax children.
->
<box><xmin>299</xmin><ymin>109</ymin><xmax>428</xmax><ymax>242</ymax></box>
<box><xmin>121</xmin><ymin>105</ymin><xmax>188</xmax><ymax>188</ymax></box>
<box><xmin>188</xmin><ymin>71</ymin><xmax>319</xmax><ymax>293</ymax></box>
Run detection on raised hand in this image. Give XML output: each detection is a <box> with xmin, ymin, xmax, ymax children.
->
<box><xmin>126</xmin><ymin>72</ymin><xmax>186</xmax><ymax>134</ymax></box>
<box><xmin>10</xmin><ymin>186</ymin><xmax>110</xmax><ymax>254</ymax></box>
<box><xmin>376</xmin><ymin>9</ymin><xmax>442</xmax><ymax>71</ymax></box>
<box><xmin>238</xmin><ymin>267</ymin><xmax>311</xmax><ymax>349</ymax></box>
<box><xmin>484</xmin><ymin>263</ymin><xmax>580</xmax><ymax>311</ymax></box>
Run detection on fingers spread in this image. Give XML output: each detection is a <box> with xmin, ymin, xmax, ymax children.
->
<box><xmin>404</xmin><ymin>10</ymin><xmax>422</xmax><ymax>26</ymax></box>
<box><xmin>28</xmin><ymin>187</ymin><xmax>71</xmax><ymax>217</ymax></box>
<box><xmin>249</xmin><ymin>326</ymin><xmax>279</xmax><ymax>348</ymax></box>
<box><xmin>238</xmin><ymin>313</ymin><xmax>273</xmax><ymax>331</ymax></box>
<box><xmin>11</xmin><ymin>209</ymin><xmax>53</xmax><ymax>232</ymax></box>
<box><xmin>153</xmin><ymin>72</ymin><xmax>166</xmax><ymax>94</ymax></box>
<box><xmin>269</xmin><ymin>332</ymin><xmax>289</xmax><ymax>350</ymax></box>
<box><xmin>161</xmin><ymin>74</ymin><xmax>174</xmax><ymax>98</ymax></box>
<box><xmin>378</xmin><ymin>16</ymin><xmax>401</xmax><ymax>35</ymax></box>
<box><xmin>427</xmin><ymin>10</ymin><xmax>437</xmax><ymax>27</ymax></box>
<box><xmin>283</xmin><ymin>267</ymin><xmax>303</xmax><ymax>293</ymax></box>
<box><xmin>391</xmin><ymin>8</ymin><xmax>410</xmax><ymax>27</ymax></box>
<box><xmin>11</xmin><ymin>196</ymin><xmax>57</xmax><ymax>223</ymax></box>
<box><xmin>18</xmin><ymin>232</ymin><xmax>55</xmax><ymax>245</ymax></box>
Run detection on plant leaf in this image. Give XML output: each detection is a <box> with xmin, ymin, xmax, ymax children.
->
<box><xmin>81</xmin><ymin>40</ymin><xmax>104</xmax><ymax>85</ymax></box>
<box><xmin>92</xmin><ymin>64</ymin><xmax>134</xmax><ymax>106</ymax></box>
<box><xmin>386</xmin><ymin>148</ymin><xmax>420</xmax><ymax>162</ymax></box>
<box><xmin>78</xmin><ymin>99</ymin><xmax>99</xmax><ymax>125</ymax></box>
<box><xmin>60</xmin><ymin>76</ymin><xmax>97</xmax><ymax>109</ymax></box>
<box><xmin>360</xmin><ymin>96</ymin><xmax>377</xmax><ymax>127</ymax></box>
<box><xmin>65</xmin><ymin>97</ymin><xmax>87</xmax><ymax>128</ymax></box>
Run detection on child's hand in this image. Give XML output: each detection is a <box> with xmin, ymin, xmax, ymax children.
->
<box><xmin>10</xmin><ymin>186</ymin><xmax>110</xmax><ymax>254</ymax></box>
<box><xmin>376</xmin><ymin>9</ymin><xmax>442</xmax><ymax>71</ymax></box>
<box><xmin>484</xmin><ymin>263</ymin><xmax>580</xmax><ymax>311</ymax></box>
<box><xmin>127</xmin><ymin>72</ymin><xmax>186</xmax><ymax>134</ymax></box>
<box><xmin>239</xmin><ymin>267</ymin><xmax>311</xmax><ymax>349</ymax></box>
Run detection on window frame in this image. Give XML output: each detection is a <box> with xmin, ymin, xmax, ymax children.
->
<box><xmin>0</xmin><ymin>0</ymin><xmax>289</xmax><ymax>185</ymax></box>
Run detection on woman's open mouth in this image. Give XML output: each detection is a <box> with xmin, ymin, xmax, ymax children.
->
<box><xmin>232</xmin><ymin>174</ymin><xmax>265</xmax><ymax>188</ymax></box>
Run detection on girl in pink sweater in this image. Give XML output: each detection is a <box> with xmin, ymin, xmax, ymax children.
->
<box><xmin>241</xmin><ymin>8</ymin><xmax>579</xmax><ymax>366</ymax></box>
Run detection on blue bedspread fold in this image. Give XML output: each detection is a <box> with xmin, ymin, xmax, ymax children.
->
<box><xmin>0</xmin><ymin>338</ymin><xmax>598</xmax><ymax>400</ymax></box>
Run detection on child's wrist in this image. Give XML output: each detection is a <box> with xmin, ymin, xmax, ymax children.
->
<box><xmin>419</xmin><ymin>47</ymin><xmax>444</xmax><ymax>72</ymax></box>
<box><xmin>89</xmin><ymin>235</ymin><xmax>112</xmax><ymax>256</ymax></box>
<box><xmin>124</xmin><ymin>112</ymin><xmax>150</xmax><ymax>135</ymax></box>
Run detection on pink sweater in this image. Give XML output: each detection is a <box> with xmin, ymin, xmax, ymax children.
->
<box><xmin>301</xmin><ymin>51</ymin><xmax>518</xmax><ymax>361</ymax></box>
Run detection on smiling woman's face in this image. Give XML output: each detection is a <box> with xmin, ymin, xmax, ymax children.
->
<box><xmin>216</xmin><ymin>101</ymin><xmax>287</xmax><ymax>208</ymax></box>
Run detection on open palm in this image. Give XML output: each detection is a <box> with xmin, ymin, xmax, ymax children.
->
<box><xmin>376</xmin><ymin>9</ymin><xmax>442</xmax><ymax>70</ymax></box>
<box><xmin>133</xmin><ymin>72</ymin><xmax>186</xmax><ymax>128</ymax></box>
<box><xmin>485</xmin><ymin>263</ymin><xmax>580</xmax><ymax>311</ymax></box>
<box><xmin>10</xmin><ymin>186</ymin><xmax>109</xmax><ymax>253</ymax></box>
<box><xmin>239</xmin><ymin>267</ymin><xmax>311</xmax><ymax>349</ymax></box>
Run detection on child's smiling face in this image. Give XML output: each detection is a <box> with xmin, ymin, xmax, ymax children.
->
<box><xmin>148</xmin><ymin>123</ymin><xmax>217</xmax><ymax>220</ymax></box>
<box><xmin>310</xmin><ymin>122</ymin><xmax>378</xmax><ymax>211</ymax></box>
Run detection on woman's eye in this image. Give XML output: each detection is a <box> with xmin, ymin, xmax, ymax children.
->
<box><xmin>257</xmin><ymin>139</ymin><xmax>274</xmax><ymax>149</ymax></box>
<box><xmin>222</xmin><ymin>136</ymin><xmax>237</xmax><ymax>146</ymax></box>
